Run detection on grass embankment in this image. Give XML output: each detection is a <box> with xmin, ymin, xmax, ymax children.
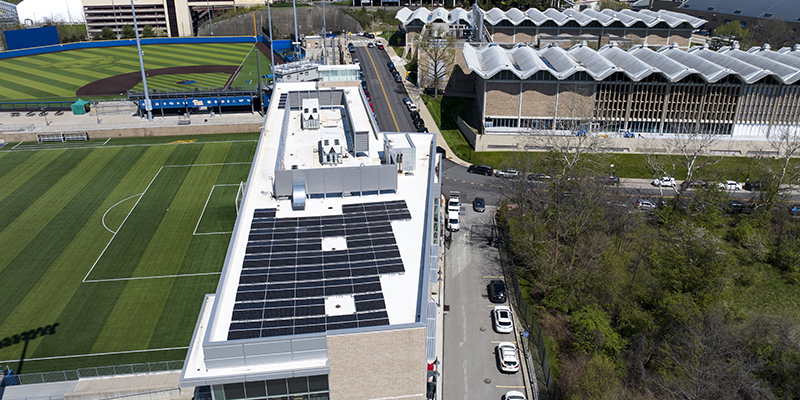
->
<box><xmin>0</xmin><ymin>133</ymin><xmax>258</xmax><ymax>373</ymax></box>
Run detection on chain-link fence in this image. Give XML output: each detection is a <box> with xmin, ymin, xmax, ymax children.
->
<box><xmin>495</xmin><ymin>214</ymin><xmax>557</xmax><ymax>400</ymax></box>
<box><xmin>1</xmin><ymin>360</ymin><xmax>184</xmax><ymax>386</ymax></box>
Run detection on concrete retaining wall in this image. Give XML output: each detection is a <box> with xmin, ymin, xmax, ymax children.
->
<box><xmin>1</xmin><ymin>123</ymin><xmax>262</xmax><ymax>143</ymax></box>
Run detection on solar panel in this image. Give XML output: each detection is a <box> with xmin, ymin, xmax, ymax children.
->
<box><xmin>228</xmin><ymin>202</ymin><xmax>412</xmax><ymax>339</ymax></box>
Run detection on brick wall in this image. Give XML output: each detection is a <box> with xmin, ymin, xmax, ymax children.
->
<box><xmin>557</xmin><ymin>84</ymin><xmax>594</xmax><ymax>119</ymax></box>
<box><xmin>327</xmin><ymin>327</ymin><xmax>426</xmax><ymax>400</ymax></box>
<box><xmin>484</xmin><ymin>83</ymin><xmax>520</xmax><ymax>117</ymax></box>
<box><xmin>521</xmin><ymin>83</ymin><xmax>556</xmax><ymax>118</ymax></box>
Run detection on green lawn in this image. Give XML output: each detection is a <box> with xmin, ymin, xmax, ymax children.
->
<box><xmin>0</xmin><ymin>43</ymin><xmax>255</xmax><ymax>102</ymax></box>
<box><xmin>0</xmin><ymin>133</ymin><xmax>258</xmax><ymax>374</ymax></box>
<box><xmin>229</xmin><ymin>44</ymin><xmax>273</xmax><ymax>89</ymax></box>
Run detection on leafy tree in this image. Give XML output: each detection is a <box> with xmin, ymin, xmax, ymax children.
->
<box><xmin>121</xmin><ymin>25</ymin><xmax>136</xmax><ymax>39</ymax></box>
<box><xmin>599</xmin><ymin>1</ymin><xmax>630</xmax><ymax>11</ymax></box>
<box><xmin>570</xmin><ymin>304</ymin><xmax>626</xmax><ymax>357</ymax></box>
<box><xmin>141</xmin><ymin>25</ymin><xmax>156</xmax><ymax>38</ymax></box>
<box><xmin>753</xmin><ymin>18</ymin><xmax>793</xmax><ymax>49</ymax></box>
<box><xmin>714</xmin><ymin>20</ymin><xmax>751</xmax><ymax>40</ymax></box>
<box><xmin>100</xmin><ymin>27</ymin><xmax>116</xmax><ymax>40</ymax></box>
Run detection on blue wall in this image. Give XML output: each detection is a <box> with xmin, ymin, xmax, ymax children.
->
<box><xmin>0</xmin><ymin>36</ymin><xmax>266</xmax><ymax>60</ymax></box>
<box><xmin>4</xmin><ymin>26</ymin><xmax>60</xmax><ymax>51</ymax></box>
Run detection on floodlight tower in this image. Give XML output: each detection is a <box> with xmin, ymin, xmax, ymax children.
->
<box><xmin>131</xmin><ymin>0</ymin><xmax>153</xmax><ymax>121</ymax></box>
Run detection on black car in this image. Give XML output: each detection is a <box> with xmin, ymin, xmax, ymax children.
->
<box><xmin>527</xmin><ymin>172</ymin><xmax>551</xmax><ymax>181</ymax></box>
<box><xmin>394</xmin><ymin>74</ymin><xmax>403</xmax><ymax>83</ymax></box>
<box><xmin>387</xmin><ymin>61</ymin><xmax>395</xmax><ymax>69</ymax></box>
<box><xmin>413</xmin><ymin>118</ymin><xmax>425</xmax><ymax>130</ymax></box>
<box><xmin>467</xmin><ymin>164</ymin><xmax>493</xmax><ymax>176</ymax></box>
<box><xmin>409</xmin><ymin>110</ymin><xmax>420</xmax><ymax>120</ymax></box>
<box><xmin>417</xmin><ymin>126</ymin><xmax>429</xmax><ymax>133</ymax></box>
<box><xmin>488</xmin><ymin>280</ymin><xmax>506</xmax><ymax>303</ymax></box>
<box><xmin>594</xmin><ymin>174</ymin><xmax>620</xmax><ymax>186</ymax></box>
<box><xmin>436</xmin><ymin>146</ymin><xmax>446</xmax><ymax>155</ymax></box>
<box><xmin>744</xmin><ymin>180</ymin><xmax>766</xmax><ymax>191</ymax></box>
<box><xmin>473</xmin><ymin>197</ymin><xmax>485</xmax><ymax>212</ymax></box>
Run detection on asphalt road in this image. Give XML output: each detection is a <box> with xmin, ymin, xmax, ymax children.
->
<box><xmin>354</xmin><ymin>44</ymin><xmax>417</xmax><ymax>133</ymax></box>
<box><xmin>442</xmin><ymin>205</ymin><xmax>527</xmax><ymax>400</ymax></box>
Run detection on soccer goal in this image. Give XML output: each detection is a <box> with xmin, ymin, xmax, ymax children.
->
<box><xmin>235</xmin><ymin>181</ymin><xmax>246</xmax><ymax>215</ymax></box>
<box><xmin>63</xmin><ymin>132</ymin><xmax>89</xmax><ymax>142</ymax></box>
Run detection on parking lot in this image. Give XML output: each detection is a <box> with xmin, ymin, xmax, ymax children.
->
<box><xmin>441</xmin><ymin>201</ymin><xmax>528</xmax><ymax>400</ymax></box>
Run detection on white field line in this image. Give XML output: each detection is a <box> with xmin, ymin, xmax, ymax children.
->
<box><xmin>101</xmin><ymin>193</ymin><xmax>143</xmax><ymax>234</ymax></box>
<box><xmin>84</xmin><ymin>271</ymin><xmax>222</xmax><ymax>283</ymax></box>
<box><xmin>224</xmin><ymin>43</ymin><xmax>256</xmax><ymax>90</ymax></box>
<box><xmin>0</xmin><ymin>346</ymin><xmax>189</xmax><ymax>363</ymax></box>
<box><xmin>193</xmin><ymin>231</ymin><xmax>233</xmax><ymax>235</ymax></box>
<box><xmin>102</xmin><ymin>138</ymin><xmax>111</xmax><ymax>145</ymax></box>
<box><xmin>85</xmin><ymin>163</ymin><xmax>250</xmax><ymax>283</ymax></box>
<box><xmin>193</xmin><ymin>183</ymin><xmax>241</xmax><ymax>235</ymax></box>
<box><xmin>12</xmin><ymin>141</ymin><xmax>23</xmax><ymax>149</ymax></box>
<box><xmin>5</xmin><ymin>139</ymin><xmax>258</xmax><ymax>152</ymax></box>
<box><xmin>83</xmin><ymin>167</ymin><xmax>164</xmax><ymax>283</ymax></box>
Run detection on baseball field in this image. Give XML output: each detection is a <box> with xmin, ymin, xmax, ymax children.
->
<box><xmin>0</xmin><ymin>133</ymin><xmax>258</xmax><ymax>374</ymax></box>
<box><xmin>0</xmin><ymin>42</ymin><xmax>271</xmax><ymax>102</ymax></box>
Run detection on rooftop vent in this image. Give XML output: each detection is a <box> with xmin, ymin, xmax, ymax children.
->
<box><xmin>301</xmin><ymin>98</ymin><xmax>320</xmax><ymax>130</ymax></box>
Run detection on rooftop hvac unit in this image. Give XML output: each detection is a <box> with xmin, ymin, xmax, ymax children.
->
<box><xmin>302</xmin><ymin>98</ymin><xmax>320</xmax><ymax>130</ymax></box>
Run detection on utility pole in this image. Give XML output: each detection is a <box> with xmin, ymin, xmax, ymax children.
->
<box><xmin>268</xmin><ymin>0</ymin><xmax>275</xmax><ymax>71</ymax></box>
<box><xmin>292</xmin><ymin>0</ymin><xmax>299</xmax><ymax>61</ymax></box>
<box><xmin>322</xmin><ymin>0</ymin><xmax>327</xmax><ymax>65</ymax></box>
<box><xmin>131</xmin><ymin>0</ymin><xmax>152</xmax><ymax>121</ymax></box>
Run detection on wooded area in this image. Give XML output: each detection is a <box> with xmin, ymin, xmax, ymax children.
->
<box><xmin>497</xmin><ymin>153</ymin><xmax>800</xmax><ymax>399</ymax></box>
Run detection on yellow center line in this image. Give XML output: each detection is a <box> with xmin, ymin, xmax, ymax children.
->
<box><xmin>364</xmin><ymin>46</ymin><xmax>400</xmax><ymax>132</ymax></box>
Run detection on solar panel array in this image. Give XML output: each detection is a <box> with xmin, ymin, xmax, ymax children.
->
<box><xmin>228</xmin><ymin>200</ymin><xmax>412</xmax><ymax>340</ymax></box>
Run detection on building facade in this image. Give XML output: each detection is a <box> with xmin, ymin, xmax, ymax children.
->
<box><xmin>396</xmin><ymin>6</ymin><xmax>706</xmax><ymax>49</ymax></box>
<box><xmin>0</xmin><ymin>0</ymin><xmax>19</xmax><ymax>27</ymax></box>
<box><xmin>180</xmin><ymin>80</ymin><xmax>442</xmax><ymax>400</ymax></box>
<box><xmin>82</xmin><ymin>0</ymin><xmax>264</xmax><ymax>37</ymax></box>
<box><xmin>454</xmin><ymin>41</ymin><xmax>800</xmax><ymax>138</ymax></box>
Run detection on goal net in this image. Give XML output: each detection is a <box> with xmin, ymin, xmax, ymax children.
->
<box><xmin>235</xmin><ymin>181</ymin><xmax>246</xmax><ymax>215</ymax></box>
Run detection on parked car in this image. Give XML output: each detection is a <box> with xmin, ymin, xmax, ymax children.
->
<box><xmin>718</xmin><ymin>180</ymin><xmax>743</xmax><ymax>191</ymax></box>
<box><xmin>394</xmin><ymin>74</ymin><xmax>403</xmax><ymax>83</ymax></box>
<box><xmin>653</xmin><ymin>176</ymin><xmax>676</xmax><ymax>187</ymax></box>
<box><xmin>527</xmin><ymin>172</ymin><xmax>551</xmax><ymax>181</ymax></box>
<box><xmin>365</xmin><ymin>32</ymin><xmax>375</xmax><ymax>38</ymax></box>
<box><xmin>595</xmin><ymin>174</ymin><xmax>620</xmax><ymax>186</ymax></box>
<box><xmin>635</xmin><ymin>198</ymin><xmax>656</xmax><ymax>210</ymax></box>
<box><xmin>436</xmin><ymin>146</ymin><xmax>446</xmax><ymax>155</ymax></box>
<box><xmin>447</xmin><ymin>210</ymin><xmax>460</xmax><ymax>231</ymax></box>
<box><xmin>488</xmin><ymin>280</ymin><xmax>506</xmax><ymax>303</ymax></box>
<box><xmin>473</xmin><ymin>197</ymin><xmax>485</xmax><ymax>212</ymax></box>
<box><xmin>687</xmin><ymin>179</ymin><xmax>708</xmax><ymax>188</ymax></box>
<box><xmin>504</xmin><ymin>390</ymin><xmax>527</xmax><ymax>400</ymax></box>
<box><xmin>349</xmin><ymin>46</ymin><xmax>356</xmax><ymax>53</ymax></box>
<box><xmin>353</xmin><ymin>58</ymin><xmax>359</xmax><ymax>64</ymax></box>
<box><xmin>402</xmin><ymin>97</ymin><xmax>412</xmax><ymax>106</ymax></box>
<box><xmin>409</xmin><ymin>110</ymin><xmax>420</xmax><ymax>120</ymax></box>
<box><xmin>493</xmin><ymin>305</ymin><xmax>513</xmax><ymax>333</ymax></box>
<box><xmin>744</xmin><ymin>180</ymin><xmax>766</xmax><ymax>191</ymax></box>
<box><xmin>495</xmin><ymin>169</ymin><xmax>519</xmax><ymax>178</ymax></box>
<box><xmin>729</xmin><ymin>200</ymin><xmax>751</xmax><ymax>214</ymax></box>
<box><xmin>413</xmin><ymin>118</ymin><xmax>426</xmax><ymax>130</ymax></box>
<box><xmin>448</xmin><ymin>193</ymin><xmax>460</xmax><ymax>213</ymax></box>
<box><xmin>790</xmin><ymin>206</ymin><xmax>800</xmax><ymax>216</ymax></box>
<box><xmin>467</xmin><ymin>164</ymin><xmax>493</xmax><ymax>176</ymax></box>
<box><xmin>407</xmin><ymin>103</ymin><xmax>418</xmax><ymax>112</ymax></box>
<box><xmin>496</xmin><ymin>342</ymin><xmax>520</xmax><ymax>373</ymax></box>
<box><xmin>387</xmin><ymin>61</ymin><xmax>395</xmax><ymax>69</ymax></box>
<box><xmin>417</xmin><ymin>126</ymin><xmax>429</xmax><ymax>133</ymax></box>
<box><xmin>376</xmin><ymin>42</ymin><xmax>384</xmax><ymax>50</ymax></box>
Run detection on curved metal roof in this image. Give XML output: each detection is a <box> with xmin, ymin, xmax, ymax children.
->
<box><xmin>396</xmin><ymin>6</ymin><xmax>706</xmax><ymax>29</ymax></box>
<box><xmin>462</xmin><ymin>41</ymin><xmax>800</xmax><ymax>84</ymax></box>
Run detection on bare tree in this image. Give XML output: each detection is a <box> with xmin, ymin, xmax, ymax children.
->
<box><xmin>761</xmin><ymin>125</ymin><xmax>800</xmax><ymax>204</ymax></box>
<box><xmin>642</xmin><ymin>125</ymin><xmax>727</xmax><ymax>193</ymax></box>
<box><xmin>415</xmin><ymin>24</ymin><xmax>456</xmax><ymax>98</ymax></box>
<box><xmin>754</xmin><ymin>18</ymin><xmax>793</xmax><ymax>49</ymax></box>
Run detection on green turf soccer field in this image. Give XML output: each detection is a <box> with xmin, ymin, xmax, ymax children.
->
<box><xmin>0</xmin><ymin>133</ymin><xmax>258</xmax><ymax>373</ymax></box>
<box><xmin>0</xmin><ymin>42</ymin><xmax>264</xmax><ymax>102</ymax></box>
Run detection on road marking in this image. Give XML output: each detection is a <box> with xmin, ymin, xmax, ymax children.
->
<box><xmin>484</xmin><ymin>275</ymin><xmax>503</xmax><ymax>278</ymax></box>
<box><xmin>496</xmin><ymin>386</ymin><xmax>526</xmax><ymax>389</ymax></box>
<box><xmin>364</xmin><ymin>46</ymin><xmax>399</xmax><ymax>131</ymax></box>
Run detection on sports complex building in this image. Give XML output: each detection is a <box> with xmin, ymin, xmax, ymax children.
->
<box><xmin>396</xmin><ymin>6</ymin><xmax>706</xmax><ymax>48</ymax></box>
<box><xmin>450</xmin><ymin>41</ymin><xmax>800</xmax><ymax>138</ymax></box>
<box><xmin>180</xmin><ymin>80</ymin><xmax>443</xmax><ymax>399</ymax></box>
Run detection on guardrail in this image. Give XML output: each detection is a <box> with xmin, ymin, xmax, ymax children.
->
<box><xmin>0</xmin><ymin>360</ymin><xmax>184</xmax><ymax>386</ymax></box>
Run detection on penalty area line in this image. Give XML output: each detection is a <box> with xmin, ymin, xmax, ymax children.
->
<box><xmin>0</xmin><ymin>346</ymin><xmax>189</xmax><ymax>364</ymax></box>
<box><xmin>84</xmin><ymin>271</ymin><xmax>222</xmax><ymax>283</ymax></box>
<box><xmin>193</xmin><ymin>183</ymin><xmax>241</xmax><ymax>235</ymax></box>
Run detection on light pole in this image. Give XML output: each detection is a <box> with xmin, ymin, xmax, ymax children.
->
<box><xmin>206</xmin><ymin>0</ymin><xmax>213</xmax><ymax>36</ymax></box>
<box><xmin>111</xmin><ymin>0</ymin><xmax>120</xmax><ymax>39</ymax></box>
<box><xmin>292</xmin><ymin>0</ymin><xmax>299</xmax><ymax>61</ymax></box>
<box><xmin>131</xmin><ymin>0</ymin><xmax>153</xmax><ymax>121</ymax></box>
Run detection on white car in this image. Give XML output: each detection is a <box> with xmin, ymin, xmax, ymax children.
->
<box><xmin>496</xmin><ymin>169</ymin><xmax>519</xmax><ymax>178</ymax></box>
<box><xmin>447</xmin><ymin>210</ymin><xmax>460</xmax><ymax>231</ymax></box>
<box><xmin>504</xmin><ymin>390</ymin><xmax>527</xmax><ymax>400</ymax></box>
<box><xmin>448</xmin><ymin>196</ymin><xmax>460</xmax><ymax>213</ymax></box>
<box><xmin>718</xmin><ymin>180</ymin><xmax>742</xmax><ymax>191</ymax></box>
<box><xmin>493</xmin><ymin>305</ymin><xmax>514</xmax><ymax>333</ymax></box>
<box><xmin>652</xmin><ymin>176</ymin><xmax>676</xmax><ymax>187</ymax></box>
<box><xmin>496</xmin><ymin>342</ymin><xmax>520</xmax><ymax>373</ymax></box>
<box><xmin>407</xmin><ymin>103</ymin><xmax>418</xmax><ymax>112</ymax></box>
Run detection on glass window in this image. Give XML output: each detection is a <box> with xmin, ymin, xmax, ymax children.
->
<box><xmin>266</xmin><ymin>380</ymin><xmax>288</xmax><ymax>396</ymax></box>
<box><xmin>309</xmin><ymin>394</ymin><xmax>329</xmax><ymax>400</ymax></box>
<box><xmin>245</xmin><ymin>381</ymin><xmax>267</xmax><ymax>398</ymax></box>
<box><xmin>214</xmin><ymin>385</ymin><xmax>226</xmax><ymax>400</ymax></box>
<box><xmin>223</xmin><ymin>383</ymin><xmax>246</xmax><ymax>400</ymax></box>
<box><xmin>308</xmin><ymin>375</ymin><xmax>328</xmax><ymax>392</ymax></box>
<box><xmin>287</xmin><ymin>377</ymin><xmax>308</xmax><ymax>394</ymax></box>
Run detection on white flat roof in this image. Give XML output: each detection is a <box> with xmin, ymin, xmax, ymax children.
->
<box><xmin>205</xmin><ymin>81</ymin><xmax>434</xmax><ymax>344</ymax></box>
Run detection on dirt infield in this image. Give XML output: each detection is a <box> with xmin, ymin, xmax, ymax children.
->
<box><xmin>76</xmin><ymin>65</ymin><xmax>239</xmax><ymax>96</ymax></box>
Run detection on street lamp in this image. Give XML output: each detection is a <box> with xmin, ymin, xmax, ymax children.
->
<box><xmin>111</xmin><ymin>0</ymin><xmax>120</xmax><ymax>39</ymax></box>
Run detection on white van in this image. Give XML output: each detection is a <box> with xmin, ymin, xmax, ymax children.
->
<box><xmin>447</xmin><ymin>210</ymin><xmax>460</xmax><ymax>231</ymax></box>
